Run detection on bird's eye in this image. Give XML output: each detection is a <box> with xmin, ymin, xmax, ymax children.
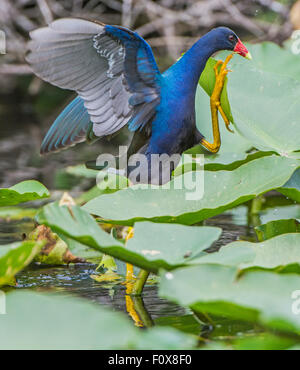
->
<box><xmin>228</xmin><ymin>35</ymin><xmax>235</xmax><ymax>42</ymax></box>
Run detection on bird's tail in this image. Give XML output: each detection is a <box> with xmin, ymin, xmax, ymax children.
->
<box><xmin>40</xmin><ymin>96</ymin><xmax>92</xmax><ymax>154</ymax></box>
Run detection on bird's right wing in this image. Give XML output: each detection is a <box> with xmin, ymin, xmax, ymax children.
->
<box><xmin>26</xmin><ymin>18</ymin><xmax>161</xmax><ymax>153</ymax></box>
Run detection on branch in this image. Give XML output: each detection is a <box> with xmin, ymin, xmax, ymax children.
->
<box><xmin>0</xmin><ymin>64</ymin><xmax>32</xmax><ymax>75</ymax></box>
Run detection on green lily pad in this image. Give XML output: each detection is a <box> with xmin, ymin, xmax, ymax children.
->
<box><xmin>190</xmin><ymin>233</ymin><xmax>300</xmax><ymax>273</ymax></box>
<box><xmin>0</xmin><ymin>291</ymin><xmax>196</xmax><ymax>350</ymax></box>
<box><xmin>159</xmin><ymin>265</ymin><xmax>300</xmax><ymax>335</ymax></box>
<box><xmin>247</xmin><ymin>42</ymin><xmax>300</xmax><ymax>81</ymax></box>
<box><xmin>75</xmin><ymin>186</ymin><xmax>107</xmax><ymax>205</ymax></box>
<box><xmin>278</xmin><ymin>168</ymin><xmax>300</xmax><ymax>202</ymax></box>
<box><xmin>255</xmin><ymin>219</ymin><xmax>300</xmax><ymax>241</ymax></box>
<box><xmin>133</xmin><ymin>327</ymin><xmax>197</xmax><ymax>350</ymax></box>
<box><xmin>204</xmin><ymin>151</ymin><xmax>267</xmax><ymax>171</ymax></box>
<box><xmin>173</xmin><ymin>154</ymin><xmax>204</xmax><ymax>177</ymax></box>
<box><xmin>76</xmin><ymin>174</ymin><xmax>129</xmax><ymax>205</ymax></box>
<box><xmin>226</xmin><ymin>233</ymin><xmax>300</xmax><ymax>272</ymax></box>
<box><xmin>126</xmin><ymin>222</ymin><xmax>221</xmax><ymax>266</ymax></box>
<box><xmin>0</xmin><ymin>181</ymin><xmax>49</xmax><ymax>207</ymax></box>
<box><xmin>83</xmin><ymin>155</ymin><xmax>299</xmax><ymax>225</ymax></box>
<box><xmin>229</xmin><ymin>67</ymin><xmax>300</xmax><ymax>154</ymax></box>
<box><xmin>225</xmin><ymin>46</ymin><xmax>300</xmax><ymax>154</ymax></box>
<box><xmin>0</xmin><ymin>241</ymin><xmax>43</xmax><ymax>286</ymax></box>
<box><xmin>179</xmin><ymin>150</ymin><xmax>272</xmax><ymax>174</ymax></box>
<box><xmin>233</xmin><ymin>333</ymin><xmax>297</xmax><ymax>350</ymax></box>
<box><xmin>37</xmin><ymin>203</ymin><xmax>221</xmax><ymax>273</ymax></box>
<box><xmin>187</xmin><ymin>244</ymin><xmax>255</xmax><ymax>267</ymax></box>
<box><xmin>66</xmin><ymin>164</ymin><xmax>99</xmax><ymax>178</ymax></box>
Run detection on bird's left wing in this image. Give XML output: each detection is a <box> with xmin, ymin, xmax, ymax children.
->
<box><xmin>26</xmin><ymin>18</ymin><xmax>161</xmax><ymax>143</ymax></box>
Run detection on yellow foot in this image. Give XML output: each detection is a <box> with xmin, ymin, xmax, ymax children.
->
<box><xmin>213</xmin><ymin>54</ymin><xmax>234</xmax><ymax>133</ymax></box>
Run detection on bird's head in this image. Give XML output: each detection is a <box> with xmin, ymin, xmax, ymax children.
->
<box><xmin>212</xmin><ymin>27</ymin><xmax>252</xmax><ymax>60</ymax></box>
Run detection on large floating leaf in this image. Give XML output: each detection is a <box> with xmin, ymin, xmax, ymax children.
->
<box><xmin>160</xmin><ymin>265</ymin><xmax>300</xmax><ymax>334</ymax></box>
<box><xmin>229</xmin><ymin>67</ymin><xmax>300</xmax><ymax>154</ymax></box>
<box><xmin>220</xmin><ymin>233</ymin><xmax>300</xmax><ymax>272</ymax></box>
<box><xmin>126</xmin><ymin>222</ymin><xmax>221</xmax><ymax>267</ymax></box>
<box><xmin>189</xmin><ymin>233</ymin><xmax>300</xmax><ymax>273</ymax></box>
<box><xmin>76</xmin><ymin>173</ymin><xmax>129</xmax><ymax>205</ymax></box>
<box><xmin>83</xmin><ymin>155</ymin><xmax>299</xmax><ymax>225</ymax></box>
<box><xmin>247</xmin><ymin>42</ymin><xmax>300</xmax><ymax>81</ymax></box>
<box><xmin>0</xmin><ymin>291</ymin><xmax>196</xmax><ymax>350</ymax></box>
<box><xmin>175</xmin><ymin>151</ymin><xmax>272</xmax><ymax>175</ymax></box>
<box><xmin>0</xmin><ymin>241</ymin><xmax>43</xmax><ymax>286</ymax></box>
<box><xmin>200</xmin><ymin>333</ymin><xmax>298</xmax><ymax>350</ymax></box>
<box><xmin>278</xmin><ymin>168</ymin><xmax>300</xmax><ymax>202</ymax></box>
<box><xmin>226</xmin><ymin>45</ymin><xmax>300</xmax><ymax>154</ymax></box>
<box><xmin>255</xmin><ymin>219</ymin><xmax>300</xmax><ymax>241</ymax></box>
<box><xmin>187</xmin><ymin>244</ymin><xmax>255</xmax><ymax>268</ymax></box>
<box><xmin>133</xmin><ymin>327</ymin><xmax>197</xmax><ymax>350</ymax></box>
<box><xmin>202</xmin><ymin>332</ymin><xmax>299</xmax><ymax>350</ymax></box>
<box><xmin>232</xmin><ymin>333</ymin><xmax>297</xmax><ymax>350</ymax></box>
<box><xmin>203</xmin><ymin>151</ymin><xmax>272</xmax><ymax>172</ymax></box>
<box><xmin>0</xmin><ymin>181</ymin><xmax>49</xmax><ymax>207</ymax></box>
<box><xmin>37</xmin><ymin>203</ymin><xmax>221</xmax><ymax>272</ymax></box>
<box><xmin>66</xmin><ymin>164</ymin><xmax>98</xmax><ymax>178</ymax></box>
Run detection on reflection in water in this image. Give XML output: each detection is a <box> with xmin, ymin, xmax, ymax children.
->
<box><xmin>14</xmin><ymin>263</ymin><xmax>262</xmax><ymax>341</ymax></box>
<box><xmin>15</xmin><ymin>264</ymin><xmax>187</xmax><ymax>323</ymax></box>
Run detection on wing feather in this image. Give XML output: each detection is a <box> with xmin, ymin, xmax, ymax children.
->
<box><xmin>27</xmin><ymin>18</ymin><xmax>161</xmax><ymax>153</ymax></box>
<box><xmin>40</xmin><ymin>96</ymin><xmax>90</xmax><ymax>154</ymax></box>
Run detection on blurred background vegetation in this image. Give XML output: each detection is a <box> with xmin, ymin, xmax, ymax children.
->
<box><xmin>0</xmin><ymin>0</ymin><xmax>299</xmax><ymax>189</ymax></box>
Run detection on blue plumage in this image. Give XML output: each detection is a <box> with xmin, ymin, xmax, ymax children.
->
<box><xmin>40</xmin><ymin>96</ymin><xmax>91</xmax><ymax>154</ymax></box>
<box><xmin>27</xmin><ymin>19</ymin><xmax>248</xmax><ymax>183</ymax></box>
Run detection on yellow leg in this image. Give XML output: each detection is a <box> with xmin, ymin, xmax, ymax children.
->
<box><xmin>201</xmin><ymin>54</ymin><xmax>233</xmax><ymax>153</ymax></box>
<box><xmin>125</xmin><ymin>227</ymin><xmax>134</xmax><ymax>282</ymax></box>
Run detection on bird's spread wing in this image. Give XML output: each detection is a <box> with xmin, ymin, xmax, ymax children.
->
<box><xmin>26</xmin><ymin>18</ymin><xmax>161</xmax><ymax>153</ymax></box>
